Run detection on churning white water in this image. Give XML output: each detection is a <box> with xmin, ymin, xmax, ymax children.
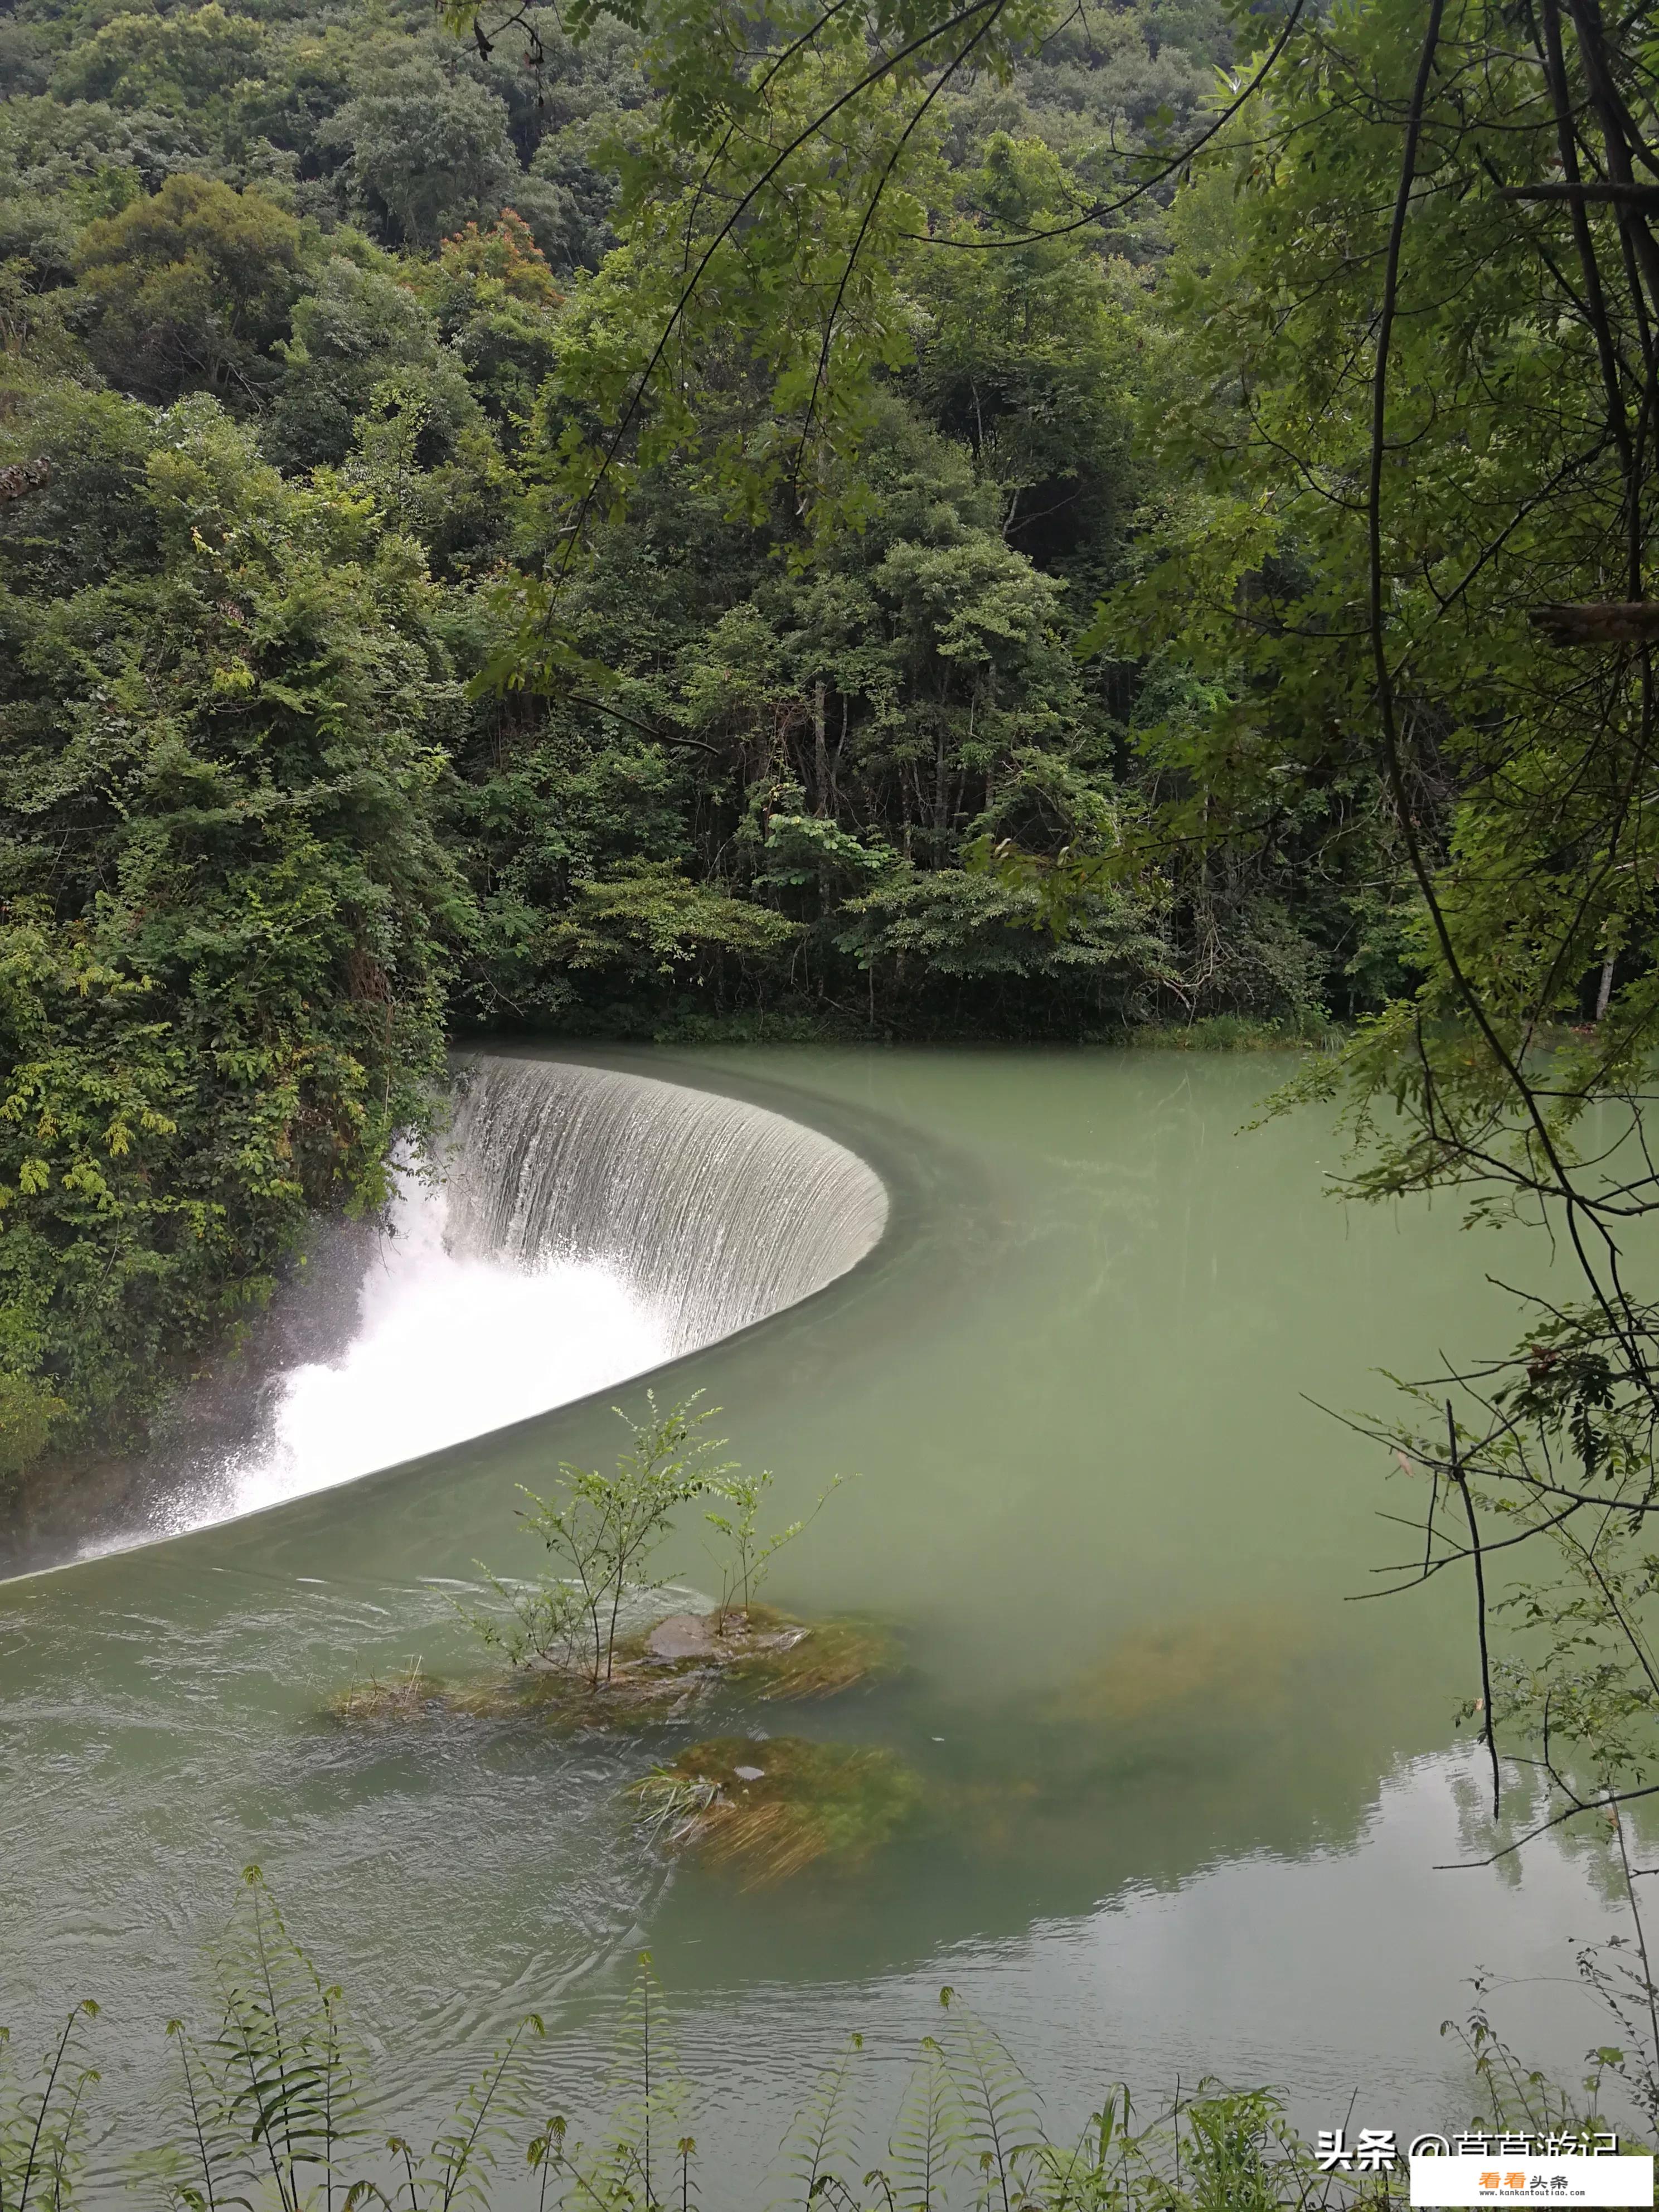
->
<box><xmin>185</xmin><ymin>1182</ymin><xmax>669</xmax><ymax>1528</ymax></box>
<box><xmin>142</xmin><ymin>1055</ymin><xmax>888</xmax><ymax>1542</ymax></box>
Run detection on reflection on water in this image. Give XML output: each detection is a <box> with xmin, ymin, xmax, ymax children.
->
<box><xmin>0</xmin><ymin>1046</ymin><xmax>1643</xmax><ymax>2198</ymax></box>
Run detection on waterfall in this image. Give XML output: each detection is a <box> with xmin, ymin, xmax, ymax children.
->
<box><xmin>70</xmin><ymin>1056</ymin><xmax>889</xmax><ymax>1554</ymax></box>
<box><xmin>444</xmin><ymin>1055</ymin><xmax>890</xmax><ymax>1352</ymax></box>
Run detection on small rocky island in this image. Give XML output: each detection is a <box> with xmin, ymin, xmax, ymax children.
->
<box><xmin>331</xmin><ymin>1603</ymin><xmax>898</xmax><ymax>1728</ymax></box>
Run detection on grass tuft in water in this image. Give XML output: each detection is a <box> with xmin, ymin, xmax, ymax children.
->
<box><xmin>445</xmin><ymin>1666</ymin><xmax>704</xmax><ymax>1729</ymax></box>
<box><xmin>324</xmin><ymin>1605</ymin><xmax>897</xmax><ymax>1735</ymax></box>
<box><xmin>326</xmin><ymin>1658</ymin><xmax>445</xmax><ymax>1722</ymax></box>
<box><xmin>718</xmin><ymin>1604</ymin><xmax>901</xmax><ymax>1700</ymax></box>
<box><xmin>632</xmin><ymin>1734</ymin><xmax>923</xmax><ymax>1886</ymax></box>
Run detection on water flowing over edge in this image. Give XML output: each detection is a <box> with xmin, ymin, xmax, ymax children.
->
<box><xmin>442</xmin><ymin>1054</ymin><xmax>890</xmax><ymax>1354</ymax></box>
<box><xmin>12</xmin><ymin>1055</ymin><xmax>890</xmax><ymax>1573</ymax></box>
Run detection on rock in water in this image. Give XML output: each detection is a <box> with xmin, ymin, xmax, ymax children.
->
<box><xmin>734</xmin><ymin>1765</ymin><xmax>765</xmax><ymax>1782</ymax></box>
<box><xmin>647</xmin><ymin>1613</ymin><xmax>716</xmax><ymax>1661</ymax></box>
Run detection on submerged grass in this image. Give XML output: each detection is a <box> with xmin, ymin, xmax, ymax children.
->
<box><xmin>447</xmin><ymin>1660</ymin><xmax>712</xmax><ymax>1728</ymax></box>
<box><xmin>720</xmin><ymin>1603</ymin><xmax>901</xmax><ymax>1700</ymax></box>
<box><xmin>324</xmin><ymin>1605</ymin><xmax>898</xmax><ymax>1736</ymax></box>
<box><xmin>632</xmin><ymin>1734</ymin><xmax>924</xmax><ymax>1886</ymax></box>
<box><xmin>327</xmin><ymin>1658</ymin><xmax>445</xmax><ymax>1722</ymax></box>
<box><xmin>1043</xmin><ymin>1607</ymin><xmax>1307</xmax><ymax>1731</ymax></box>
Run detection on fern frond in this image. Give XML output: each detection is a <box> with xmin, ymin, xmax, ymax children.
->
<box><xmin>885</xmin><ymin>2042</ymin><xmax>964</xmax><ymax>2212</ymax></box>
<box><xmin>200</xmin><ymin>1869</ymin><xmax>367</xmax><ymax>2212</ymax></box>
<box><xmin>419</xmin><ymin>2014</ymin><xmax>545</xmax><ymax>2212</ymax></box>
<box><xmin>555</xmin><ymin>1954</ymin><xmax>688</xmax><ymax>2212</ymax></box>
<box><xmin>771</xmin><ymin>2036</ymin><xmax>865</xmax><ymax>2211</ymax></box>
<box><xmin>129</xmin><ymin>2019</ymin><xmax>264</xmax><ymax>2212</ymax></box>
<box><xmin>530</xmin><ymin>2120</ymin><xmax>645</xmax><ymax>2212</ymax></box>
<box><xmin>0</xmin><ymin>2000</ymin><xmax>100</xmax><ymax>2212</ymax></box>
<box><xmin>930</xmin><ymin>1998</ymin><xmax>1044</xmax><ymax>2212</ymax></box>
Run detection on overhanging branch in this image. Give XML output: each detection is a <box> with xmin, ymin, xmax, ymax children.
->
<box><xmin>1529</xmin><ymin>601</ymin><xmax>1659</xmax><ymax>644</ymax></box>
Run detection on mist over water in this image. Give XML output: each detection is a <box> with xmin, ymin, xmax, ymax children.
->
<box><xmin>125</xmin><ymin>1052</ymin><xmax>889</xmax><ymax>1550</ymax></box>
<box><xmin>167</xmin><ymin>1187</ymin><xmax>667</xmax><ymax>1534</ymax></box>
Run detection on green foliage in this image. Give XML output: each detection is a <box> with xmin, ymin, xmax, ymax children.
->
<box><xmin>133</xmin><ymin>1869</ymin><xmax>543</xmax><ymax>2212</ymax></box>
<box><xmin>319</xmin><ymin>61</ymin><xmax>520</xmax><ymax>250</ymax></box>
<box><xmin>168</xmin><ymin>1870</ymin><xmax>365</xmax><ymax>2208</ymax></box>
<box><xmin>0</xmin><ymin>381</ymin><xmax>467</xmax><ymax>1466</ymax></box>
<box><xmin>465</xmin><ymin>1394</ymin><xmax>734</xmax><ymax>1687</ymax></box>
<box><xmin>265</xmin><ymin>251</ymin><xmax>477</xmax><ymax>474</ymax></box>
<box><xmin>3</xmin><ymin>1884</ymin><xmax>1641</xmax><ymax>2209</ymax></box>
<box><xmin>1106</xmin><ymin>0</ymin><xmax>1659</xmax><ymax>1189</ymax></box>
<box><xmin>72</xmin><ymin>173</ymin><xmax>307</xmax><ymax>404</ymax></box>
<box><xmin>0</xmin><ymin>0</ymin><xmax>1367</xmax><ymax>1486</ymax></box>
<box><xmin>778</xmin><ymin>2031</ymin><xmax>866</xmax><ymax>2200</ymax></box>
<box><xmin>537</xmin><ymin>864</ymin><xmax>799</xmax><ymax>1021</ymax></box>
<box><xmin>836</xmin><ymin>861</ymin><xmax>1171</xmax><ymax>1033</ymax></box>
<box><xmin>887</xmin><ymin>2035</ymin><xmax>958</xmax><ymax>2210</ymax></box>
<box><xmin>1084</xmin><ymin>0</ymin><xmax>1659</xmax><ymax>2039</ymax></box>
<box><xmin>449</xmin><ymin>391</ymin><xmax>1191</xmax><ymax>1039</ymax></box>
<box><xmin>911</xmin><ymin>130</ymin><xmax>1139</xmax><ymax>593</ymax></box>
<box><xmin>0</xmin><ymin>1370</ymin><xmax>66</xmax><ymax>1482</ymax></box>
<box><xmin>1442</xmin><ymin>1992</ymin><xmax>1624</xmax><ymax>2164</ymax></box>
<box><xmin>925</xmin><ymin>1993</ymin><xmax>1046</xmax><ymax>2212</ymax></box>
<box><xmin>8</xmin><ymin>4</ymin><xmax>1659</xmax><ymax>2186</ymax></box>
<box><xmin>702</xmin><ymin>1464</ymin><xmax>843</xmax><ymax>1627</ymax></box>
<box><xmin>52</xmin><ymin>5</ymin><xmax>266</xmax><ymax>117</ymax></box>
<box><xmin>410</xmin><ymin>212</ymin><xmax>565</xmax><ymax>434</ymax></box>
<box><xmin>0</xmin><ymin>2001</ymin><xmax>99</xmax><ymax>2211</ymax></box>
<box><xmin>532</xmin><ymin>1953</ymin><xmax>688</xmax><ymax>2211</ymax></box>
<box><xmin>465</xmin><ymin>1398</ymin><xmax>857</xmax><ymax>1701</ymax></box>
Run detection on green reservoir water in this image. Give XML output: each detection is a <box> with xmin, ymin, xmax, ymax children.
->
<box><xmin>0</xmin><ymin>1046</ymin><xmax>1629</xmax><ymax>2193</ymax></box>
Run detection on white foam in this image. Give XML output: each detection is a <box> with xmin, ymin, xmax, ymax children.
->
<box><xmin>117</xmin><ymin>1055</ymin><xmax>886</xmax><ymax>1549</ymax></box>
<box><xmin>172</xmin><ymin>1176</ymin><xmax>669</xmax><ymax>1528</ymax></box>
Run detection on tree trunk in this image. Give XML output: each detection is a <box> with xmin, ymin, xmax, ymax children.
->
<box><xmin>1529</xmin><ymin>601</ymin><xmax>1659</xmax><ymax>644</ymax></box>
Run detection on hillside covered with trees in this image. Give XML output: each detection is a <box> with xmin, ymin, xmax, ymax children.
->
<box><xmin>2</xmin><ymin>0</ymin><xmax>1651</xmax><ymax>1533</ymax></box>
<box><xmin>0</xmin><ymin>0</ymin><xmax>1355</xmax><ymax>1473</ymax></box>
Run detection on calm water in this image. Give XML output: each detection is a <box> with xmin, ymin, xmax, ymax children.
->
<box><xmin>0</xmin><ymin>1046</ymin><xmax>1631</xmax><ymax>2194</ymax></box>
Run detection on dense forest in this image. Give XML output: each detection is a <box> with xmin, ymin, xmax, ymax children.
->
<box><xmin>1</xmin><ymin>0</ymin><xmax>1652</xmax><ymax>1532</ymax></box>
<box><xmin>0</xmin><ymin>0</ymin><xmax>1358</xmax><ymax>1473</ymax></box>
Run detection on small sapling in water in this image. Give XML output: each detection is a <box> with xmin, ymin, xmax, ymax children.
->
<box><xmin>463</xmin><ymin>1391</ymin><xmax>733</xmax><ymax>1689</ymax></box>
<box><xmin>702</xmin><ymin>1464</ymin><xmax>847</xmax><ymax>1631</ymax></box>
<box><xmin>364</xmin><ymin>1398</ymin><xmax>884</xmax><ymax>1727</ymax></box>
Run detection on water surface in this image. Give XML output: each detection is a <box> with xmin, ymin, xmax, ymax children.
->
<box><xmin>0</xmin><ymin>1046</ymin><xmax>1631</xmax><ymax>2192</ymax></box>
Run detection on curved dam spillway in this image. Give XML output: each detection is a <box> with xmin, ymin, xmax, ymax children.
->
<box><xmin>447</xmin><ymin>1055</ymin><xmax>890</xmax><ymax>1353</ymax></box>
<box><xmin>33</xmin><ymin>1055</ymin><xmax>889</xmax><ymax>1564</ymax></box>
